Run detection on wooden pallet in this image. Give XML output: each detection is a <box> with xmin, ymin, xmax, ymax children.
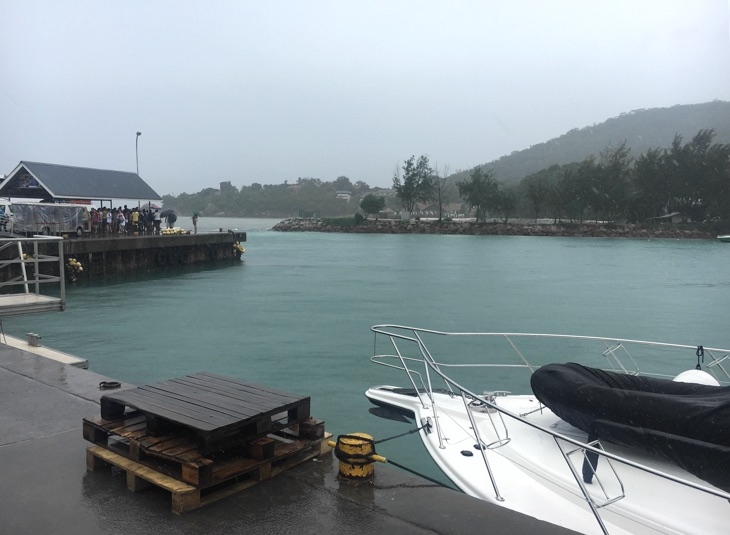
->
<box><xmin>84</xmin><ymin>373</ymin><xmax>331</xmax><ymax>512</ymax></box>
<box><xmin>84</xmin><ymin>413</ymin><xmax>332</xmax><ymax>514</ymax></box>
<box><xmin>87</xmin><ymin>431</ymin><xmax>332</xmax><ymax>514</ymax></box>
<box><xmin>83</xmin><ymin>411</ymin><xmax>327</xmax><ymax>487</ymax></box>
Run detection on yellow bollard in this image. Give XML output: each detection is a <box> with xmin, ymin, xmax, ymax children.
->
<box><xmin>331</xmin><ymin>433</ymin><xmax>380</xmax><ymax>479</ymax></box>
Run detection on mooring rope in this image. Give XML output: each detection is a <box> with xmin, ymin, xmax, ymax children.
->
<box><xmin>332</xmin><ymin>423</ymin><xmax>457</xmax><ymax>490</ymax></box>
<box><xmin>373</xmin><ymin>423</ymin><xmax>429</xmax><ymax>444</ymax></box>
<box><xmin>381</xmin><ymin>457</ymin><xmax>456</xmax><ymax>489</ymax></box>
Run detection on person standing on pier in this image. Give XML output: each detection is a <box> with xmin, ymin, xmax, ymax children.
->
<box><xmin>130</xmin><ymin>209</ymin><xmax>139</xmax><ymax>234</ymax></box>
<box><xmin>81</xmin><ymin>207</ymin><xmax>90</xmax><ymax>232</ymax></box>
<box><xmin>153</xmin><ymin>210</ymin><xmax>161</xmax><ymax>234</ymax></box>
<box><xmin>91</xmin><ymin>208</ymin><xmax>99</xmax><ymax>234</ymax></box>
<box><xmin>117</xmin><ymin>209</ymin><xmax>126</xmax><ymax>234</ymax></box>
<box><xmin>192</xmin><ymin>211</ymin><xmax>199</xmax><ymax>234</ymax></box>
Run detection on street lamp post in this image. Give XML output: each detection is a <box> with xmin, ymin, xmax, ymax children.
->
<box><xmin>135</xmin><ymin>131</ymin><xmax>142</xmax><ymax>175</ymax></box>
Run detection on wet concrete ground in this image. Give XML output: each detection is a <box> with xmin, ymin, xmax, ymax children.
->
<box><xmin>0</xmin><ymin>342</ymin><xmax>578</xmax><ymax>535</ymax></box>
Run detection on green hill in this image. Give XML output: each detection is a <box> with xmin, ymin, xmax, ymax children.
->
<box><xmin>163</xmin><ymin>101</ymin><xmax>730</xmax><ymax>219</ymax></box>
<box><xmin>450</xmin><ymin>101</ymin><xmax>730</xmax><ymax>185</ymax></box>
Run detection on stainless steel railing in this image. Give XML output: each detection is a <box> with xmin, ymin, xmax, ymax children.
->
<box><xmin>370</xmin><ymin>325</ymin><xmax>730</xmax><ymax>535</ymax></box>
<box><xmin>0</xmin><ymin>236</ymin><xmax>66</xmax><ymax>313</ymax></box>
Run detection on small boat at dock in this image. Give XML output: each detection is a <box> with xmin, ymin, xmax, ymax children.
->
<box><xmin>718</xmin><ymin>235</ymin><xmax>730</xmax><ymax>242</ymax></box>
<box><xmin>366</xmin><ymin>325</ymin><xmax>730</xmax><ymax>535</ymax></box>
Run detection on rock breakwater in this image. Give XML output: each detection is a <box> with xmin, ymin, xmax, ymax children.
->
<box><xmin>272</xmin><ymin>218</ymin><xmax>716</xmax><ymax>239</ymax></box>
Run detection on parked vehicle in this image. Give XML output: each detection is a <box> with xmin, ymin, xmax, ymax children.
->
<box><xmin>0</xmin><ymin>199</ymin><xmax>90</xmax><ymax>236</ymax></box>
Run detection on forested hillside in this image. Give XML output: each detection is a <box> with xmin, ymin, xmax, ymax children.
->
<box><xmin>162</xmin><ymin>101</ymin><xmax>730</xmax><ymax>219</ymax></box>
<box><xmin>449</xmin><ymin>101</ymin><xmax>730</xmax><ymax>185</ymax></box>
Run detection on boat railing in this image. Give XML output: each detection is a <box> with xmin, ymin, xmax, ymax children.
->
<box><xmin>370</xmin><ymin>324</ymin><xmax>730</xmax><ymax>535</ymax></box>
<box><xmin>704</xmin><ymin>349</ymin><xmax>730</xmax><ymax>379</ymax></box>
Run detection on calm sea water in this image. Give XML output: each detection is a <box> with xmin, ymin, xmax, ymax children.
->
<box><xmin>6</xmin><ymin>217</ymin><xmax>730</xmax><ymax>482</ymax></box>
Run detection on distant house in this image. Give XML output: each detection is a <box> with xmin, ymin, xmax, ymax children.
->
<box><xmin>336</xmin><ymin>191</ymin><xmax>352</xmax><ymax>201</ymax></box>
<box><xmin>378</xmin><ymin>207</ymin><xmax>398</xmax><ymax>219</ymax></box>
<box><xmin>371</xmin><ymin>189</ymin><xmax>395</xmax><ymax>198</ymax></box>
<box><xmin>412</xmin><ymin>202</ymin><xmax>466</xmax><ymax>218</ymax></box>
<box><xmin>442</xmin><ymin>202</ymin><xmax>466</xmax><ymax>217</ymax></box>
<box><xmin>419</xmin><ymin>203</ymin><xmax>440</xmax><ymax>216</ymax></box>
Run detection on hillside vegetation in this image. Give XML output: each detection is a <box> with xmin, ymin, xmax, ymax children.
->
<box><xmin>449</xmin><ymin>101</ymin><xmax>730</xmax><ymax>186</ymax></box>
<box><xmin>162</xmin><ymin>101</ymin><xmax>730</xmax><ymax>221</ymax></box>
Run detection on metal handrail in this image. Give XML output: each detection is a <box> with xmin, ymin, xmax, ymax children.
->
<box><xmin>0</xmin><ymin>236</ymin><xmax>65</xmax><ymax>302</ymax></box>
<box><xmin>370</xmin><ymin>324</ymin><xmax>730</xmax><ymax>535</ymax></box>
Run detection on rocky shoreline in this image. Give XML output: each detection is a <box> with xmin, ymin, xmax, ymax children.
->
<box><xmin>272</xmin><ymin>218</ymin><xmax>718</xmax><ymax>239</ymax></box>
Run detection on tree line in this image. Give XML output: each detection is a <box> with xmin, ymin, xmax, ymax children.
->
<box><xmin>374</xmin><ymin>129</ymin><xmax>730</xmax><ymax>226</ymax></box>
<box><xmin>162</xmin><ymin>176</ymin><xmax>375</xmax><ymax>219</ymax></box>
<box><xmin>162</xmin><ymin>128</ymin><xmax>730</xmax><ymax>229</ymax></box>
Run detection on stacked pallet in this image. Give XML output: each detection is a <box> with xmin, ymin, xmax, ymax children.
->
<box><xmin>83</xmin><ymin>372</ymin><xmax>331</xmax><ymax>513</ymax></box>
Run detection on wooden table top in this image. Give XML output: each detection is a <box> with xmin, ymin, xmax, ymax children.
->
<box><xmin>101</xmin><ymin>372</ymin><xmax>310</xmax><ymax>433</ymax></box>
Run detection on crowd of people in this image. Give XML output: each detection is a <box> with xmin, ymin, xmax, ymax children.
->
<box><xmin>88</xmin><ymin>206</ymin><xmax>176</xmax><ymax>235</ymax></box>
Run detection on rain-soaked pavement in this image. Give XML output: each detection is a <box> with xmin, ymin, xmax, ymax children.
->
<box><xmin>0</xmin><ymin>342</ymin><xmax>578</xmax><ymax>535</ymax></box>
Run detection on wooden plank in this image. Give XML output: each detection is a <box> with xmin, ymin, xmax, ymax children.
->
<box><xmin>107</xmin><ymin>414</ymin><xmax>147</xmax><ymax>430</ymax></box>
<box><xmin>87</xmin><ymin>446</ymin><xmax>196</xmax><ymax>494</ymax></box>
<box><xmin>120</xmin><ymin>387</ymin><xmax>238</xmax><ymax>425</ymax></box>
<box><xmin>109</xmin><ymin>372</ymin><xmax>309</xmax><ymax>417</ymax></box>
<box><xmin>173</xmin><ymin>375</ymin><xmax>307</xmax><ymax>408</ymax></box>
<box><xmin>300</xmin><ymin>418</ymin><xmax>325</xmax><ymax>440</ymax></box>
<box><xmin>146</xmin><ymin>379</ymin><xmax>308</xmax><ymax>418</ymax></box>
<box><xmin>102</xmin><ymin>386</ymin><xmax>266</xmax><ymax>430</ymax></box>
<box><xmin>191</xmin><ymin>372</ymin><xmax>308</xmax><ymax>402</ymax></box>
<box><xmin>82</xmin><ymin>420</ymin><xmax>109</xmax><ymax>445</ymax></box>
<box><xmin>102</xmin><ymin>390</ymin><xmax>226</xmax><ymax>431</ymax></box>
<box><xmin>87</xmin><ymin>446</ymin><xmax>202</xmax><ymax>514</ymax></box>
<box><xmin>141</xmin><ymin>383</ymin><xmax>273</xmax><ymax>419</ymax></box>
<box><xmin>139</xmin><ymin>434</ymin><xmax>188</xmax><ymax>450</ymax></box>
<box><xmin>112</xmin><ymin>387</ymin><xmax>233</xmax><ymax>424</ymax></box>
<box><xmin>84</xmin><ymin>415</ymin><xmax>149</xmax><ymax>445</ymax></box>
<box><xmin>148</xmin><ymin>437</ymin><xmax>196</xmax><ymax>458</ymax></box>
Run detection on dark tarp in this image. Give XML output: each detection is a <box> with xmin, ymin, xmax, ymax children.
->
<box><xmin>530</xmin><ymin>363</ymin><xmax>730</xmax><ymax>492</ymax></box>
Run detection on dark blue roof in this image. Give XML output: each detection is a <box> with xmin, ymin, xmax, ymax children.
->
<box><xmin>0</xmin><ymin>162</ymin><xmax>161</xmax><ymax>200</ymax></box>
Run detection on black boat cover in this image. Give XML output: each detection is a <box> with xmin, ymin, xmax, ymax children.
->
<box><xmin>530</xmin><ymin>363</ymin><xmax>730</xmax><ymax>492</ymax></box>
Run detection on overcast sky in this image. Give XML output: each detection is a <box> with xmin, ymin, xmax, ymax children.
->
<box><xmin>2</xmin><ymin>1</ymin><xmax>729</xmax><ymax>195</ymax></box>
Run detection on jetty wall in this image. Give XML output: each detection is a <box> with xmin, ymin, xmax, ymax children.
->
<box><xmin>272</xmin><ymin>219</ymin><xmax>716</xmax><ymax>239</ymax></box>
<box><xmin>0</xmin><ymin>231</ymin><xmax>246</xmax><ymax>282</ymax></box>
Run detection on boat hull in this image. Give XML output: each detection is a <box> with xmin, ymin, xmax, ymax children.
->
<box><xmin>366</xmin><ymin>385</ymin><xmax>730</xmax><ymax>535</ymax></box>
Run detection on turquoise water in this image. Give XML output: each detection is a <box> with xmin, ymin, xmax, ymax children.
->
<box><xmin>6</xmin><ymin>217</ymin><xmax>730</xmax><ymax>481</ymax></box>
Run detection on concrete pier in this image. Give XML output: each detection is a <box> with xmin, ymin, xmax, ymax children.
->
<box><xmin>64</xmin><ymin>231</ymin><xmax>247</xmax><ymax>278</ymax></box>
<box><xmin>0</xmin><ymin>230</ymin><xmax>247</xmax><ymax>281</ymax></box>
